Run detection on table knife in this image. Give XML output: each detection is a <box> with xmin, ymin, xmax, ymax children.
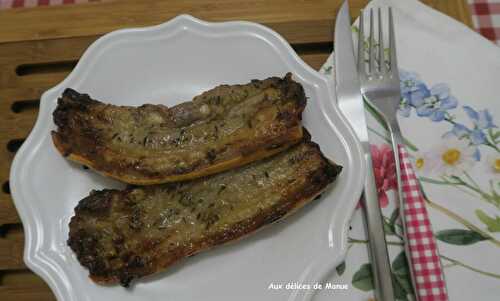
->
<box><xmin>334</xmin><ymin>2</ymin><xmax>395</xmax><ymax>300</ymax></box>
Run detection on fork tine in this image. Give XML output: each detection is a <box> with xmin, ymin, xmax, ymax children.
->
<box><xmin>357</xmin><ymin>10</ymin><xmax>365</xmax><ymax>76</ymax></box>
<box><xmin>369</xmin><ymin>9</ymin><xmax>375</xmax><ymax>75</ymax></box>
<box><xmin>378</xmin><ymin>8</ymin><xmax>387</xmax><ymax>74</ymax></box>
<box><xmin>388</xmin><ymin>7</ymin><xmax>399</xmax><ymax>78</ymax></box>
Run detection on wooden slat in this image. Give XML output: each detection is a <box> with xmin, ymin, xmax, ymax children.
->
<box><xmin>300</xmin><ymin>53</ymin><xmax>331</xmax><ymax>71</ymax></box>
<box><xmin>0</xmin><ymin>144</ymin><xmax>15</xmax><ymax>182</ymax></box>
<box><xmin>0</xmin><ymin>87</ymin><xmax>45</xmax><ymax>103</ymax></box>
<box><xmin>0</xmin><ymin>89</ymin><xmax>40</xmax><ymax>222</ymax></box>
<box><xmin>0</xmin><ymin>199</ymin><xmax>20</xmax><ymax>226</ymax></box>
<box><xmin>0</xmin><ymin>0</ymin><xmax>351</xmax><ymax>44</ymax></box>
<box><xmin>0</xmin><ymin>286</ymin><xmax>54</xmax><ymax>301</ymax></box>
<box><xmin>0</xmin><ymin>36</ymin><xmax>93</xmax><ymax>65</ymax></box>
<box><xmin>0</xmin><ymin>0</ymin><xmax>472</xmax><ymax>48</ymax></box>
<box><xmin>0</xmin><ymin>110</ymin><xmax>36</xmax><ymax>138</ymax></box>
<box><xmin>0</xmin><ymin>225</ymin><xmax>25</xmax><ymax>270</ymax></box>
<box><xmin>0</xmin><ymin>89</ymin><xmax>43</xmax><ymax>172</ymax></box>
<box><xmin>0</xmin><ymin>146</ymin><xmax>16</xmax><ymax>216</ymax></box>
<box><xmin>0</xmin><ymin>36</ymin><xmax>92</xmax><ymax>89</ymax></box>
<box><xmin>5</xmin><ymin>73</ymin><xmax>69</xmax><ymax>91</ymax></box>
<box><xmin>2</xmin><ymin>270</ymin><xmax>48</xmax><ymax>287</ymax></box>
<box><xmin>0</xmin><ymin>271</ymin><xmax>54</xmax><ymax>301</ymax></box>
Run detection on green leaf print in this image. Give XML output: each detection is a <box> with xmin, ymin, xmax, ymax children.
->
<box><xmin>384</xmin><ymin>218</ymin><xmax>396</xmax><ymax>235</ymax></box>
<box><xmin>352</xmin><ymin>263</ymin><xmax>374</xmax><ymax>291</ymax></box>
<box><xmin>435</xmin><ymin>229</ymin><xmax>488</xmax><ymax>245</ymax></box>
<box><xmin>475</xmin><ymin>210</ymin><xmax>500</xmax><ymax>233</ymax></box>
<box><xmin>392</xmin><ymin>251</ymin><xmax>414</xmax><ymax>300</ymax></box>
<box><xmin>392</xmin><ymin>274</ymin><xmax>410</xmax><ymax>301</ymax></box>
<box><xmin>392</xmin><ymin>251</ymin><xmax>410</xmax><ymax>277</ymax></box>
<box><xmin>389</xmin><ymin>207</ymin><xmax>400</xmax><ymax>225</ymax></box>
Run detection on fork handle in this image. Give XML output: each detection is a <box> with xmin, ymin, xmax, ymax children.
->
<box><xmin>390</xmin><ymin>126</ymin><xmax>449</xmax><ymax>301</ymax></box>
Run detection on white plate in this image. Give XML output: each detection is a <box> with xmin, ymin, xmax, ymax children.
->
<box><xmin>10</xmin><ymin>15</ymin><xmax>364</xmax><ymax>301</ymax></box>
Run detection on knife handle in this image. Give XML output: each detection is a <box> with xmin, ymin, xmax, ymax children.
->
<box><xmin>362</xmin><ymin>150</ymin><xmax>396</xmax><ymax>301</ymax></box>
<box><xmin>396</xmin><ymin>144</ymin><xmax>448</xmax><ymax>301</ymax></box>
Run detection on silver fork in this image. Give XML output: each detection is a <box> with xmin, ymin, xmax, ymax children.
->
<box><xmin>357</xmin><ymin>8</ymin><xmax>449</xmax><ymax>301</ymax></box>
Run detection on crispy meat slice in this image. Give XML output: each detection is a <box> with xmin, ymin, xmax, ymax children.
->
<box><xmin>67</xmin><ymin>140</ymin><xmax>342</xmax><ymax>287</ymax></box>
<box><xmin>52</xmin><ymin>73</ymin><xmax>306</xmax><ymax>184</ymax></box>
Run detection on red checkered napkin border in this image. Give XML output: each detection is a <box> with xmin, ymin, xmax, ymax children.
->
<box><xmin>469</xmin><ymin>0</ymin><xmax>500</xmax><ymax>45</ymax></box>
<box><xmin>0</xmin><ymin>0</ymin><xmax>96</xmax><ymax>9</ymax></box>
<box><xmin>399</xmin><ymin>146</ymin><xmax>448</xmax><ymax>301</ymax></box>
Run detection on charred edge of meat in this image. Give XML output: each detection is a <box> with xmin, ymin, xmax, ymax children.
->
<box><xmin>67</xmin><ymin>228</ymin><xmax>110</xmax><ymax>279</ymax></box>
<box><xmin>74</xmin><ymin>189</ymin><xmax>116</xmax><ymax>216</ymax></box>
<box><xmin>53</xmin><ymin>88</ymin><xmax>99</xmax><ymax>129</ymax></box>
<box><xmin>278</xmin><ymin>72</ymin><xmax>307</xmax><ymax>111</ymax></box>
<box><xmin>54</xmin><ymin>74</ymin><xmax>305</xmax><ymax>132</ymax></box>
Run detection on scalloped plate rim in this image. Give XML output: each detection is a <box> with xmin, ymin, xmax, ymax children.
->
<box><xmin>10</xmin><ymin>14</ymin><xmax>365</xmax><ymax>301</ymax></box>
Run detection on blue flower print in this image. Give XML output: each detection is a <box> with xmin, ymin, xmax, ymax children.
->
<box><xmin>399</xmin><ymin>70</ymin><xmax>430</xmax><ymax>108</ymax></box>
<box><xmin>450</xmin><ymin>123</ymin><xmax>469</xmax><ymax>138</ymax></box>
<box><xmin>463</xmin><ymin>106</ymin><xmax>497</xmax><ymax>130</ymax></box>
<box><xmin>470</xmin><ymin>129</ymin><xmax>487</xmax><ymax>145</ymax></box>
<box><xmin>416</xmin><ymin>83</ymin><xmax>458</xmax><ymax>122</ymax></box>
<box><xmin>443</xmin><ymin>106</ymin><xmax>500</xmax><ymax>160</ymax></box>
<box><xmin>462</xmin><ymin>106</ymin><xmax>497</xmax><ymax>148</ymax></box>
<box><xmin>396</xmin><ymin>69</ymin><xmax>499</xmax><ymax>158</ymax></box>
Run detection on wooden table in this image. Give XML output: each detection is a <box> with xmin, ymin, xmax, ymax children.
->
<box><xmin>0</xmin><ymin>1</ymin><xmax>472</xmax><ymax>300</ymax></box>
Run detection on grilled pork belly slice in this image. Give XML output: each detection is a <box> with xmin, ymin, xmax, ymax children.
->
<box><xmin>52</xmin><ymin>73</ymin><xmax>306</xmax><ymax>185</ymax></box>
<box><xmin>67</xmin><ymin>140</ymin><xmax>342</xmax><ymax>286</ymax></box>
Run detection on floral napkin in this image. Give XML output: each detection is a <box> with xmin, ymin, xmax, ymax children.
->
<box><xmin>314</xmin><ymin>0</ymin><xmax>500</xmax><ymax>300</ymax></box>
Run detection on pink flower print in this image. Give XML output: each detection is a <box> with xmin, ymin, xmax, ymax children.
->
<box><xmin>369</xmin><ymin>144</ymin><xmax>397</xmax><ymax>208</ymax></box>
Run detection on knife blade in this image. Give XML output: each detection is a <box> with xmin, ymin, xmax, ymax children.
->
<box><xmin>334</xmin><ymin>2</ymin><xmax>395</xmax><ymax>301</ymax></box>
